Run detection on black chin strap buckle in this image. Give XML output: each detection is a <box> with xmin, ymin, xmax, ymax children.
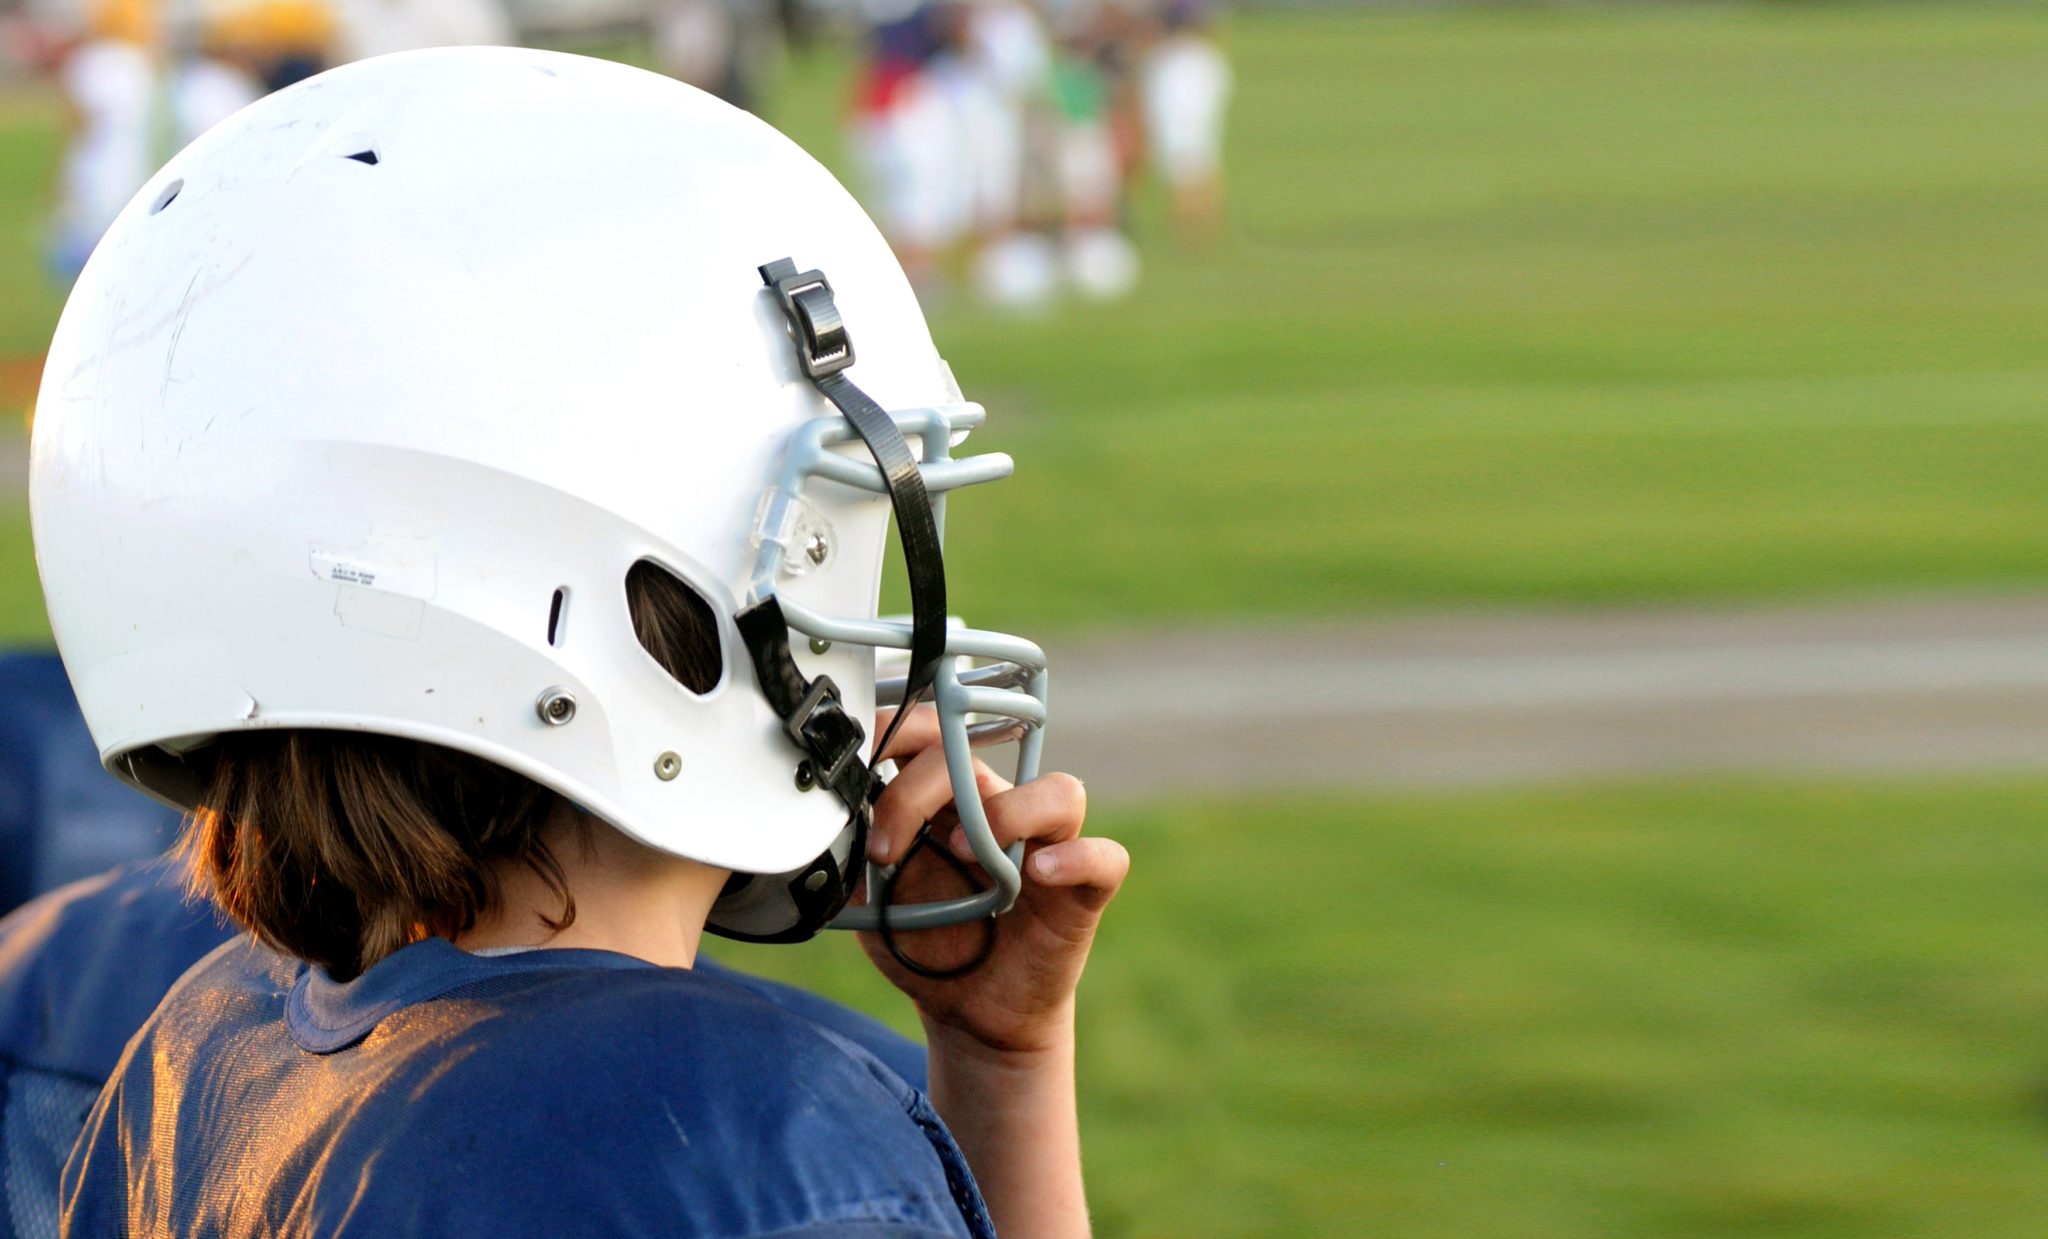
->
<box><xmin>720</xmin><ymin>597</ymin><xmax>874</xmax><ymax>945</ymax></box>
<box><xmin>785</xmin><ymin>674</ymin><xmax>866</xmax><ymax>797</ymax></box>
<box><xmin>762</xmin><ymin>259</ymin><xmax>854</xmax><ymax>379</ymax></box>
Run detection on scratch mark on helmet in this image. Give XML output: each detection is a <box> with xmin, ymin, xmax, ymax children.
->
<box><xmin>160</xmin><ymin>270</ymin><xmax>203</xmax><ymax>400</ymax></box>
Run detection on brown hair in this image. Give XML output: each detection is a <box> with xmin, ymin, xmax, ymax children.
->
<box><xmin>625</xmin><ymin>559</ymin><xmax>721</xmax><ymax>694</ymax></box>
<box><xmin>182</xmin><ymin>560</ymin><xmax>722</xmax><ymax>979</ymax></box>
<box><xmin>183</xmin><ymin>733</ymin><xmax>571</xmax><ymax>979</ymax></box>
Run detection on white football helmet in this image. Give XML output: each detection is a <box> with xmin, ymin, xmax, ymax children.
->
<box><xmin>29</xmin><ymin>47</ymin><xmax>1046</xmax><ymax>943</ymax></box>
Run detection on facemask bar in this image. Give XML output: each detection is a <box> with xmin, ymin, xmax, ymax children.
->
<box><xmin>747</xmin><ymin>401</ymin><xmax>1050</xmax><ymax>930</ymax></box>
<box><xmin>750</xmin><ymin>401</ymin><xmax>999</xmax><ymax>578</ymax></box>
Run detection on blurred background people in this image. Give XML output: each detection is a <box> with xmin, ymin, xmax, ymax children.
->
<box><xmin>847</xmin><ymin>0</ymin><xmax>967</xmax><ymax>291</ymax></box>
<box><xmin>20</xmin><ymin>0</ymin><xmax>1225</xmax><ymax>304</ymax></box>
<box><xmin>844</xmin><ymin>0</ymin><xmax>1183</xmax><ymax>309</ymax></box>
<box><xmin>651</xmin><ymin>0</ymin><xmax>773</xmax><ymax>110</ymax></box>
<box><xmin>25</xmin><ymin>0</ymin><xmax>519</xmax><ymax>281</ymax></box>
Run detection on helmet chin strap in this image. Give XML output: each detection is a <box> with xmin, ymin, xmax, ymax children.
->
<box><xmin>718</xmin><ymin>258</ymin><xmax>956</xmax><ymax>947</ymax></box>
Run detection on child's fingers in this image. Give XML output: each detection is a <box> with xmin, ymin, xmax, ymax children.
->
<box><xmin>871</xmin><ymin>743</ymin><xmax>951</xmax><ymax>862</ymax></box>
<box><xmin>873</xmin><ymin>705</ymin><xmax>941</xmax><ymax>765</ymax></box>
<box><xmin>1027</xmin><ymin>837</ymin><xmax>1130</xmax><ymax>910</ymax></box>
<box><xmin>943</xmin><ymin>773</ymin><xmax>1087</xmax><ymax>856</ymax></box>
<box><xmin>870</xmin><ymin>744</ymin><xmax>1010</xmax><ymax>863</ymax></box>
<box><xmin>991</xmin><ymin>773</ymin><xmax>1087</xmax><ymax>847</ymax></box>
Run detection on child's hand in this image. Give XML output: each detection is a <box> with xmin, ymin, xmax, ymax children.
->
<box><xmin>857</xmin><ymin>707</ymin><xmax>1129</xmax><ymax>1057</ymax></box>
<box><xmin>860</xmin><ymin>706</ymin><xmax>1121</xmax><ymax>1237</ymax></box>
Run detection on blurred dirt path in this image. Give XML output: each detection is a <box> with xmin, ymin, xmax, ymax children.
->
<box><xmin>0</xmin><ymin>355</ymin><xmax>40</xmax><ymax>416</ymax></box>
<box><xmin>1</xmin><ymin>356</ymin><xmax>39</xmax><ymax>497</ymax></box>
<box><xmin>1038</xmin><ymin>595</ymin><xmax>2048</xmax><ymax>799</ymax></box>
<box><xmin>0</xmin><ymin>425</ymin><xmax>23</xmax><ymax>499</ymax></box>
<box><xmin>9</xmin><ymin>426</ymin><xmax>2047</xmax><ymax>796</ymax></box>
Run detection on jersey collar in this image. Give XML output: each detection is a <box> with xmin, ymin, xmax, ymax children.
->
<box><xmin>287</xmin><ymin>936</ymin><xmax>652</xmax><ymax>1054</ymax></box>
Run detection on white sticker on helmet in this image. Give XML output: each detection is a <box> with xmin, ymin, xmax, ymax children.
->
<box><xmin>334</xmin><ymin>585</ymin><xmax>426</xmax><ymax>641</ymax></box>
<box><xmin>308</xmin><ymin>538</ymin><xmax>436</xmax><ymax>599</ymax></box>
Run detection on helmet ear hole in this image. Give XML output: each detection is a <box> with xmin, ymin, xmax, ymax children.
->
<box><xmin>626</xmin><ymin>561</ymin><xmax>722</xmax><ymax>695</ymax></box>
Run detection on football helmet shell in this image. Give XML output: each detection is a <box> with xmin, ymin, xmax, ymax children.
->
<box><xmin>29</xmin><ymin>47</ymin><xmax>1045</xmax><ymax>939</ymax></box>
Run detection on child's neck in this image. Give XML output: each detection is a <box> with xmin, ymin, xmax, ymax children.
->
<box><xmin>453</xmin><ymin>810</ymin><xmax>729</xmax><ymax>969</ymax></box>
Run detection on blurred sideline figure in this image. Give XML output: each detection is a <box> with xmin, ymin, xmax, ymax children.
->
<box><xmin>961</xmin><ymin>0</ymin><xmax>1057</xmax><ymax>310</ymax></box>
<box><xmin>1138</xmin><ymin>0</ymin><xmax>1225</xmax><ymax>246</ymax></box>
<box><xmin>331</xmin><ymin>0</ymin><xmax>509</xmax><ymax>62</ymax></box>
<box><xmin>652</xmin><ymin>0</ymin><xmax>773</xmax><ymax>111</ymax></box>
<box><xmin>848</xmin><ymin>0</ymin><xmax>961</xmax><ymax>292</ymax></box>
<box><xmin>1044</xmin><ymin>0</ymin><xmax>1136</xmax><ymax>300</ymax></box>
<box><xmin>169</xmin><ymin>26</ymin><xmax>261</xmax><ymax>145</ymax></box>
<box><xmin>44</xmin><ymin>0</ymin><xmax>156</xmax><ymax>278</ymax></box>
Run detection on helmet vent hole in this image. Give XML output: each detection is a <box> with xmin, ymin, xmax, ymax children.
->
<box><xmin>547</xmin><ymin>587</ymin><xmax>570</xmax><ymax>647</ymax></box>
<box><xmin>626</xmin><ymin>561</ymin><xmax>722</xmax><ymax>695</ymax></box>
<box><xmin>344</xmin><ymin>148</ymin><xmax>380</xmax><ymax>166</ymax></box>
<box><xmin>148</xmin><ymin>179</ymin><xmax>183</xmax><ymax>214</ymax></box>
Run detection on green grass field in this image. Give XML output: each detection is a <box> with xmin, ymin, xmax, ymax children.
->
<box><xmin>7</xmin><ymin>4</ymin><xmax>2048</xmax><ymax>639</ymax></box>
<box><xmin>713</xmin><ymin>780</ymin><xmax>2048</xmax><ymax>1238</ymax></box>
<box><xmin>0</xmin><ymin>90</ymin><xmax>62</xmax><ymax>363</ymax></box>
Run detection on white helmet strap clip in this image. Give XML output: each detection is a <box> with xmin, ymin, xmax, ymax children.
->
<box><xmin>757</xmin><ymin>257</ymin><xmax>949</xmax><ymax>720</ymax></box>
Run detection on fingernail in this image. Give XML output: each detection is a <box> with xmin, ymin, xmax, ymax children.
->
<box><xmin>1032</xmin><ymin>851</ymin><xmax>1059</xmax><ymax>880</ymax></box>
<box><xmin>948</xmin><ymin>826</ymin><xmax>970</xmax><ymax>858</ymax></box>
<box><xmin>868</xmin><ymin>835</ymin><xmax>890</xmax><ymax>863</ymax></box>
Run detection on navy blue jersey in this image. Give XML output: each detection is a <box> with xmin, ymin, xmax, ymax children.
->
<box><xmin>0</xmin><ymin>857</ymin><xmax>930</xmax><ymax>1239</ymax></box>
<box><xmin>707</xmin><ymin>961</ymin><xmax>929</xmax><ymax>1092</ymax></box>
<box><xmin>0</xmin><ymin>858</ymin><xmax>235</xmax><ymax>1239</ymax></box>
<box><xmin>0</xmin><ymin>653</ymin><xmax>183</xmax><ymax>913</ymax></box>
<box><xmin>61</xmin><ymin>935</ymin><xmax>986</xmax><ymax>1238</ymax></box>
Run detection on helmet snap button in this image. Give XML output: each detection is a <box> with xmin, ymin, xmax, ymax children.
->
<box><xmin>535</xmin><ymin>688</ymin><xmax>576</xmax><ymax>726</ymax></box>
